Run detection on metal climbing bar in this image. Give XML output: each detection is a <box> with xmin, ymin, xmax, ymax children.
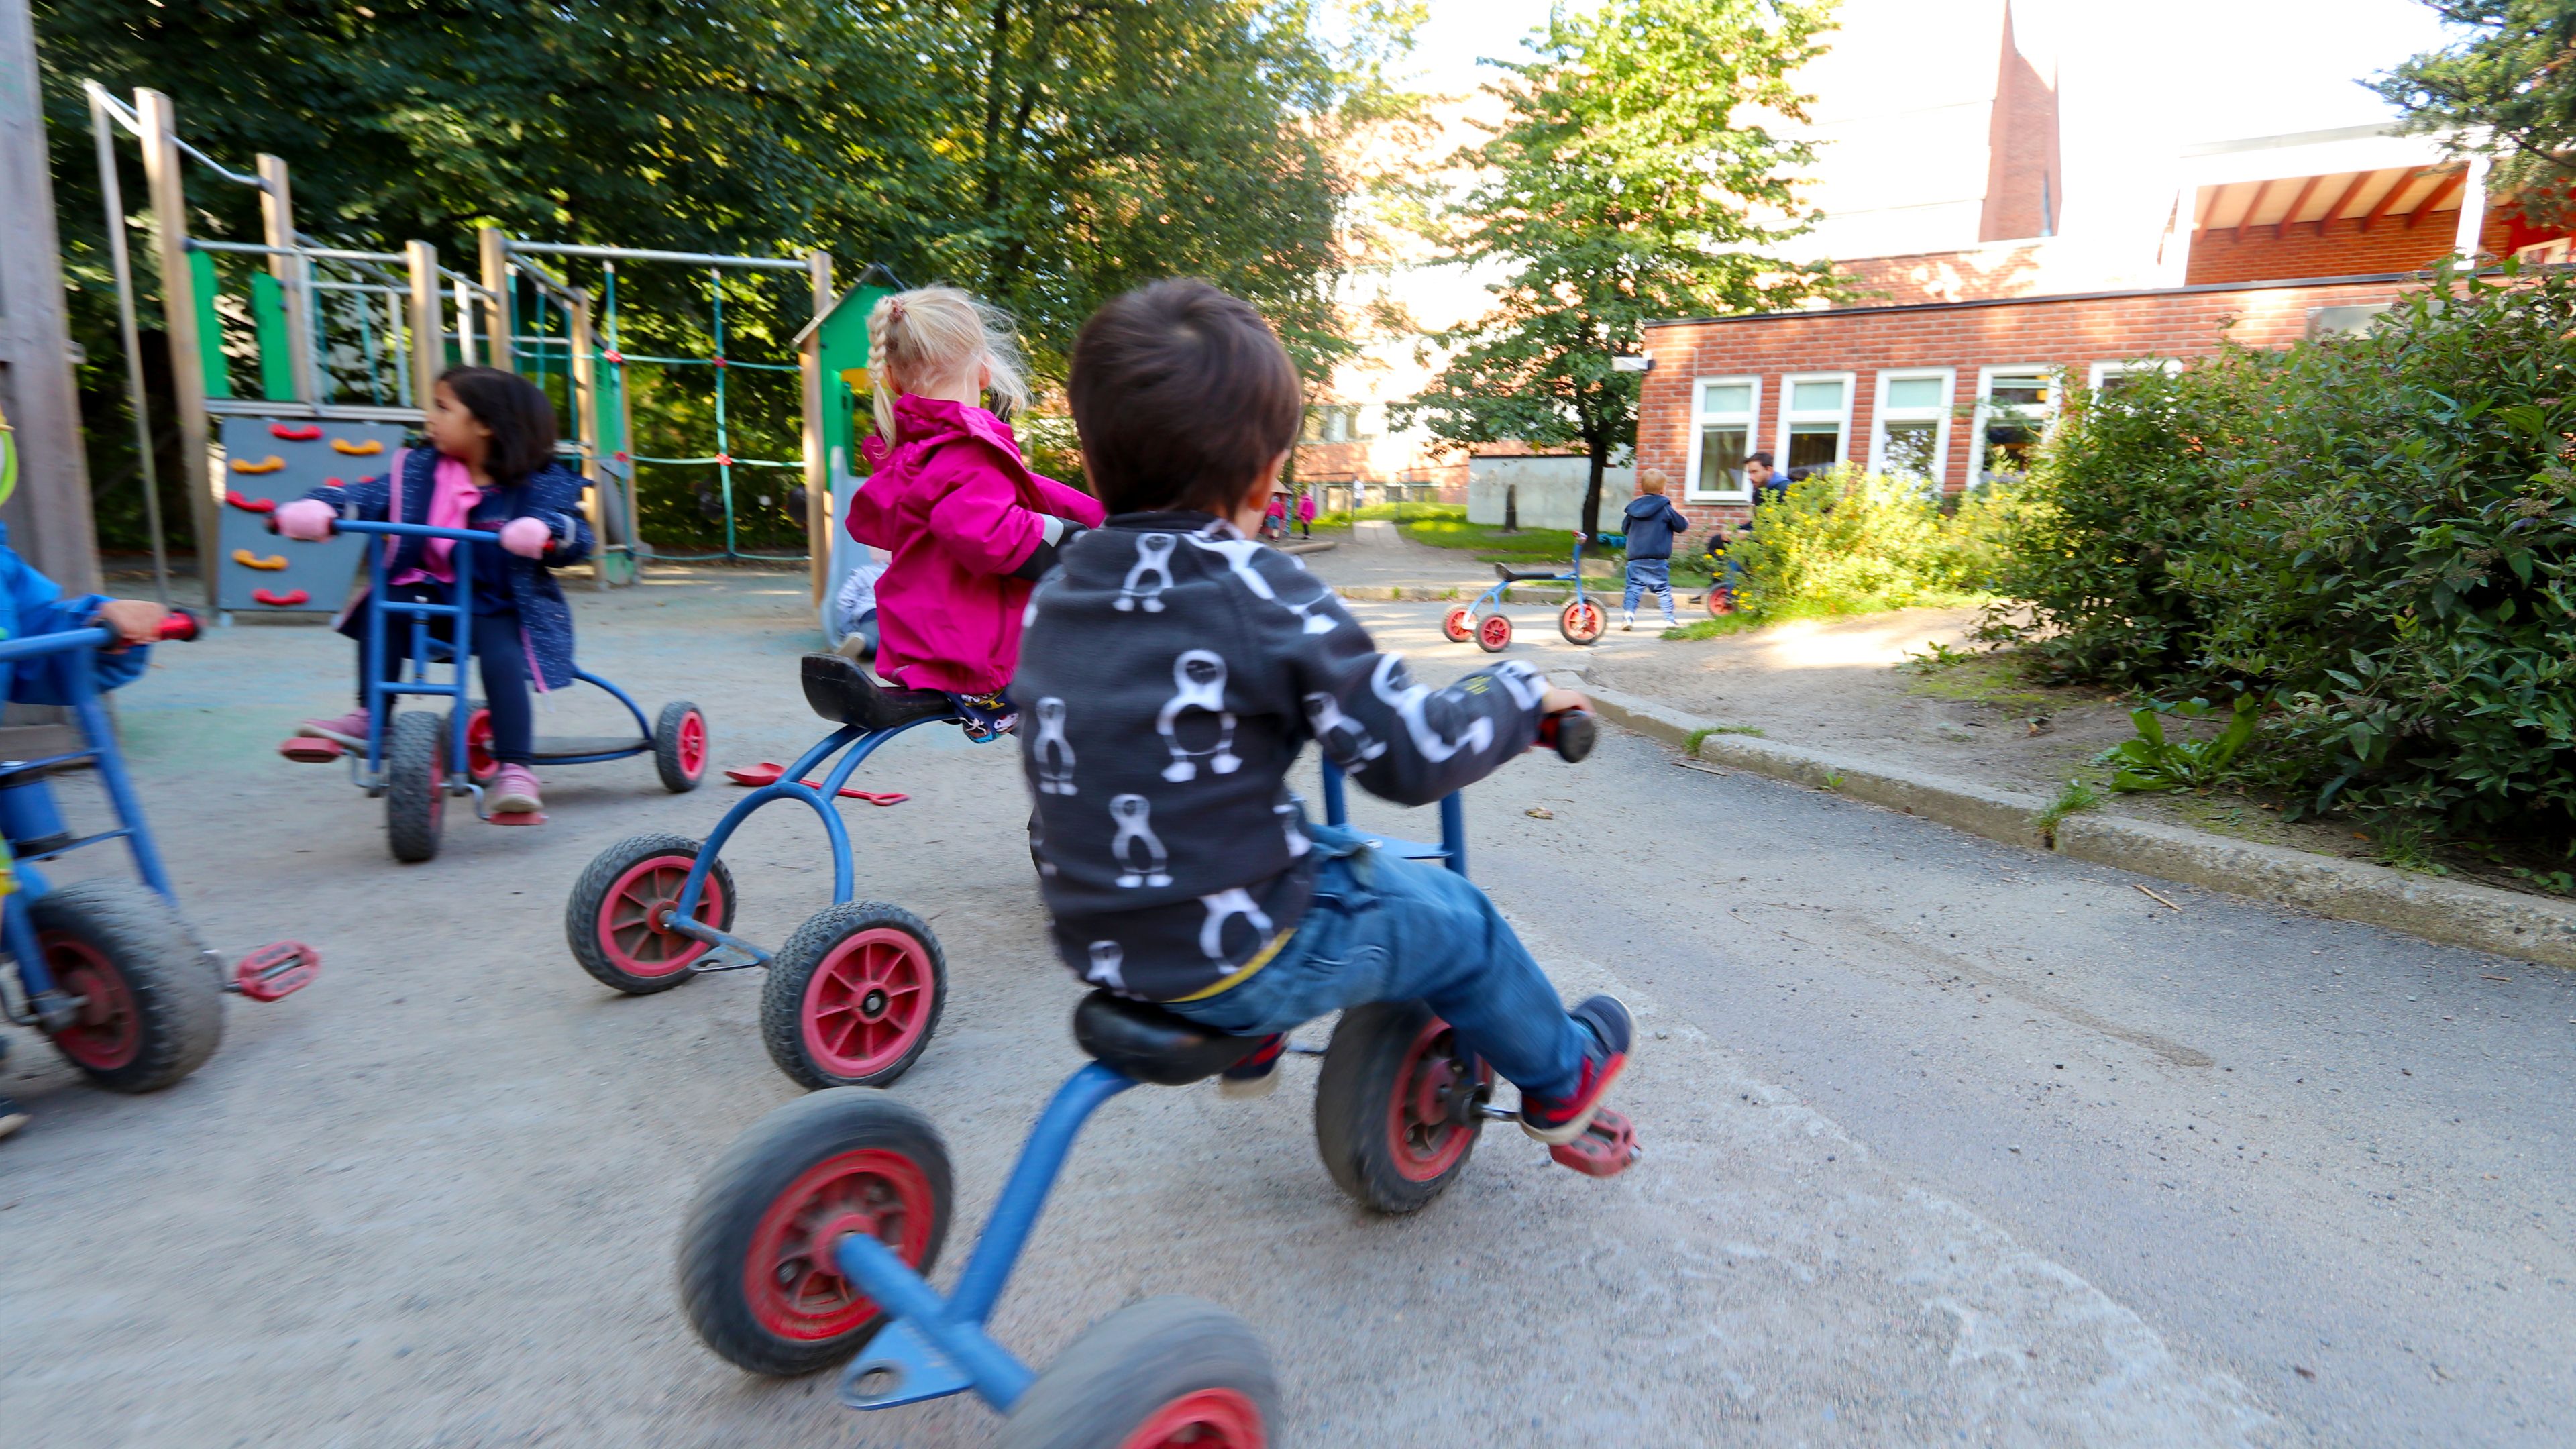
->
<box><xmin>509</xmin><ymin>240</ymin><xmax>808</xmax><ymax>272</ymax></box>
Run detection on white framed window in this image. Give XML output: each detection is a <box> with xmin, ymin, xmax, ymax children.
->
<box><xmin>1971</xmin><ymin>366</ymin><xmax>2057</xmax><ymax>484</ymax></box>
<box><xmin>1867</xmin><ymin>368</ymin><xmax>1955</xmax><ymax>488</ymax></box>
<box><xmin>2086</xmin><ymin>358</ymin><xmax>2182</xmax><ymax>394</ymax></box>
<box><xmin>1683</xmin><ymin>376</ymin><xmax>1762</xmax><ymax>502</ymax></box>
<box><xmin>1774</xmin><ymin>372</ymin><xmax>1855</xmax><ymax>478</ymax></box>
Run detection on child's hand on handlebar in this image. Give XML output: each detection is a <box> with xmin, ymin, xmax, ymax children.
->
<box><xmin>274</xmin><ymin>499</ymin><xmax>336</xmax><ymax>541</ymax></box>
<box><xmin>1541</xmin><ymin>687</ymin><xmax>1591</xmax><ymax>716</ymax></box>
<box><xmin>92</xmin><ymin>598</ymin><xmax>170</xmax><ymax>649</ymax></box>
<box><xmin>498</xmin><ymin>517</ymin><xmax>551</xmax><ymax>559</ymax></box>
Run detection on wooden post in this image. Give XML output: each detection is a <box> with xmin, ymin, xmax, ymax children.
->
<box><xmin>478</xmin><ymin>228</ymin><xmax>512</xmax><ymax>372</ymax></box>
<box><xmin>138</xmin><ymin>89</ymin><xmax>218</xmax><ymax>608</ymax></box>
<box><xmin>404</xmin><ymin>241</ymin><xmax>441</xmax><ymax>413</ymax></box>
<box><xmin>568</xmin><ymin>289</ymin><xmax>610</xmax><ymax>589</ymax></box>
<box><xmin>0</xmin><ymin>0</ymin><xmax>104</xmax><ymax>595</ymax></box>
<box><xmin>804</xmin><ymin>250</ymin><xmax>833</xmax><ymax>606</ymax></box>
<box><xmin>256</xmin><ymin>153</ymin><xmax>316</xmax><ymax>402</ymax></box>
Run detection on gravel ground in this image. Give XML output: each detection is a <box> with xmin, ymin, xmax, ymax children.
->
<box><xmin>1</xmin><ymin>570</ymin><xmax>2565</xmax><ymax>1447</ymax></box>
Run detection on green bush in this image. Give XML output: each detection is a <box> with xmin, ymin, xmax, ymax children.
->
<box><xmin>1994</xmin><ymin>259</ymin><xmax>2576</xmax><ymax>841</ymax></box>
<box><xmin>1719</xmin><ymin>466</ymin><xmax>2002</xmax><ymax>616</ymax></box>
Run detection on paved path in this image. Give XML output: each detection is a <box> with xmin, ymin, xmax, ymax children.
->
<box><xmin>3</xmin><ymin>578</ymin><xmax>2565</xmax><ymax>1446</ymax></box>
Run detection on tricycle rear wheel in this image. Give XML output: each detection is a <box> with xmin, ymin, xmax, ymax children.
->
<box><xmin>384</xmin><ymin>710</ymin><xmax>443</xmax><ymax>863</ymax></box>
<box><xmin>653</xmin><ymin>700</ymin><xmax>709</xmax><ymax>793</ymax></box>
<box><xmin>761</xmin><ymin>902</ymin><xmax>945</xmax><ymax>1089</ymax></box>
<box><xmin>1475</xmin><ymin>612</ymin><xmax>1512</xmax><ymax>653</ymax></box>
<box><xmin>1440</xmin><ymin>604</ymin><xmax>1473</xmax><ymax>643</ymax></box>
<box><xmin>31</xmin><ymin>881</ymin><xmax>223</xmax><ymax>1093</ymax></box>
<box><xmin>565</xmin><ymin>833</ymin><xmax>737</xmax><ymax>994</ymax></box>
<box><xmin>998</xmin><ymin>1297</ymin><xmax>1279</xmax><ymax>1449</ymax></box>
<box><xmin>677</xmin><ymin>1089</ymin><xmax>952</xmax><ymax>1377</ymax></box>
<box><xmin>1314</xmin><ymin>1000</ymin><xmax>1491</xmax><ymax>1214</ymax></box>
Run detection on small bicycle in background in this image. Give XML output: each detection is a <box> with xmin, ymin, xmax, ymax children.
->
<box><xmin>274</xmin><ymin>517</ymin><xmax>708</xmax><ymax>862</ymax></box>
<box><xmin>668</xmin><ymin>709</ymin><xmax>1636</xmax><ymax>1448</ymax></box>
<box><xmin>2</xmin><ymin>611</ymin><xmax>318</xmax><ymax>1099</ymax></box>
<box><xmin>1442</xmin><ymin>531</ymin><xmax>1612</xmax><ymax>651</ymax></box>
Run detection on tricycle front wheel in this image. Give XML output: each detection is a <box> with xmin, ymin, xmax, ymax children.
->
<box><xmin>31</xmin><ymin>881</ymin><xmax>223</xmax><ymax>1093</ymax></box>
<box><xmin>384</xmin><ymin>710</ymin><xmax>444</xmax><ymax>863</ymax></box>
<box><xmin>1440</xmin><ymin>604</ymin><xmax>1473</xmax><ymax>643</ymax></box>
<box><xmin>1558</xmin><ymin>597</ymin><xmax>1605</xmax><ymax>645</ymax></box>
<box><xmin>677</xmin><ymin>1089</ymin><xmax>953</xmax><ymax>1377</ymax></box>
<box><xmin>999</xmin><ymin>1297</ymin><xmax>1279</xmax><ymax>1449</ymax></box>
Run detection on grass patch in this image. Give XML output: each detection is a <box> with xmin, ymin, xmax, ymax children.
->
<box><xmin>1900</xmin><ymin>647</ymin><xmax>2053</xmax><ymax>712</ymax></box>
<box><xmin>1660</xmin><ymin>612</ymin><xmax>1766</xmax><ymax>641</ymax></box>
<box><xmin>1684</xmin><ymin>723</ymin><xmax>1766</xmax><ymax>752</ymax></box>
<box><xmin>2033</xmin><ymin>777</ymin><xmax>2102</xmax><ymax>834</ymax></box>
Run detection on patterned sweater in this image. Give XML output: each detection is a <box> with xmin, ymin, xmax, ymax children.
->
<box><xmin>1014</xmin><ymin>511</ymin><xmax>1547</xmax><ymax>1000</ymax></box>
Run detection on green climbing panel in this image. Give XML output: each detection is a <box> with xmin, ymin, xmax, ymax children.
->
<box><xmin>189</xmin><ymin>249</ymin><xmax>233</xmax><ymax>401</ymax></box>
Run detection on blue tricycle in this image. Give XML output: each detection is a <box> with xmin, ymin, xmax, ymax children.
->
<box><xmin>669</xmin><ymin>709</ymin><xmax>1636</xmax><ymax>1448</ymax></box>
<box><xmin>567</xmin><ymin>654</ymin><xmax>959</xmax><ymax>1090</ymax></box>
<box><xmin>1</xmin><ymin>612</ymin><xmax>317</xmax><ymax>1097</ymax></box>
<box><xmin>275</xmin><ymin>517</ymin><xmax>710</xmax><ymax>863</ymax></box>
<box><xmin>1441</xmin><ymin>532</ymin><xmax>1613</xmax><ymax>651</ymax></box>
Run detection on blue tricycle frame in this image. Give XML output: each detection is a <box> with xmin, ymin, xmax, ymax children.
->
<box><xmin>566</xmin><ymin>653</ymin><xmax>962</xmax><ymax>1090</ymax></box>
<box><xmin>281</xmin><ymin>518</ymin><xmax>710</xmax><ymax>863</ymax></box>
<box><xmin>1441</xmin><ymin>531</ymin><xmax>1615</xmax><ymax>653</ymax></box>
<box><xmin>671</xmin><ymin>712</ymin><xmax>1635</xmax><ymax>1447</ymax></box>
<box><xmin>0</xmin><ymin>617</ymin><xmax>316</xmax><ymax>1098</ymax></box>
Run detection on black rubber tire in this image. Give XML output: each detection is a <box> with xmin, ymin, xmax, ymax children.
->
<box><xmin>31</xmin><ymin>881</ymin><xmax>223</xmax><ymax>1093</ymax></box>
<box><xmin>760</xmin><ymin>901</ymin><xmax>947</xmax><ymax>1090</ymax></box>
<box><xmin>1558</xmin><ymin>597</ymin><xmax>1605</xmax><ymax>645</ymax></box>
<box><xmin>1314</xmin><ymin>1000</ymin><xmax>1487</xmax><ymax>1215</ymax></box>
<box><xmin>676</xmin><ymin>1089</ymin><xmax>953</xmax><ymax>1377</ymax></box>
<box><xmin>998</xmin><ymin>1297</ymin><xmax>1280</xmax><ymax>1449</ymax></box>
<box><xmin>653</xmin><ymin>700</ymin><xmax>708</xmax><ymax>794</ymax></box>
<box><xmin>384</xmin><ymin>709</ymin><xmax>444</xmax><ymax>863</ymax></box>
<box><xmin>564</xmin><ymin>832</ymin><xmax>737</xmax><ymax>994</ymax></box>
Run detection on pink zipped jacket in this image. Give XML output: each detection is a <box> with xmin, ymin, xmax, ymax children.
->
<box><xmin>846</xmin><ymin>394</ymin><xmax>1104</xmax><ymax>695</ymax></box>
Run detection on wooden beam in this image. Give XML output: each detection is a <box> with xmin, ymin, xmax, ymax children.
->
<box><xmin>256</xmin><ymin>154</ymin><xmax>315</xmax><ymax>401</ymax></box>
<box><xmin>2273</xmin><ymin>174</ymin><xmax>2324</xmax><ymax>241</ymax></box>
<box><xmin>404</xmin><ymin>241</ymin><xmax>441</xmax><ymax>411</ymax></box>
<box><xmin>2229</xmin><ymin>179</ymin><xmax>2274</xmax><ymax>243</ymax></box>
<box><xmin>802</xmin><ymin>250</ymin><xmax>833</xmax><ymax>606</ymax></box>
<box><xmin>2319</xmin><ymin>171</ymin><xmax>2373</xmax><ymax>234</ymax></box>
<box><xmin>2361</xmin><ymin>168</ymin><xmax>2422</xmax><ymax>231</ymax></box>
<box><xmin>2408</xmin><ymin>168</ymin><xmax>2467</xmax><ymax>229</ymax></box>
<box><xmin>139</xmin><ymin>89</ymin><xmax>218</xmax><ymax>609</ymax></box>
<box><xmin>478</xmin><ymin>227</ymin><xmax>512</xmax><ymax>372</ymax></box>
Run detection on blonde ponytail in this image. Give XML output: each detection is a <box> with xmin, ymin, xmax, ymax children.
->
<box><xmin>867</xmin><ymin>286</ymin><xmax>1032</xmax><ymax>443</ymax></box>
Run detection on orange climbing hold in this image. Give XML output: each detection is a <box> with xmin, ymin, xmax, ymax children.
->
<box><xmin>270</xmin><ymin>423</ymin><xmax>323</xmax><ymax>441</ymax></box>
<box><xmin>231</xmin><ymin>455</ymin><xmax>285</xmax><ymax>474</ymax></box>
<box><xmin>232</xmin><ymin>549</ymin><xmax>288</xmax><ymax>571</ymax></box>
<box><xmin>331</xmin><ymin>438</ymin><xmax>384</xmax><ymax>455</ymax></box>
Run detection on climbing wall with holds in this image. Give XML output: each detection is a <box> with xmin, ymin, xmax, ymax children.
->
<box><xmin>215</xmin><ymin>417</ymin><xmax>403</xmax><ymax>614</ymax></box>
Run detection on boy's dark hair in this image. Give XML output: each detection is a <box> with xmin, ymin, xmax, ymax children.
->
<box><xmin>439</xmin><ymin>365</ymin><xmax>558</xmax><ymax>483</ymax></box>
<box><xmin>1746</xmin><ymin>451</ymin><xmax>1775</xmax><ymax>468</ymax></box>
<box><xmin>1068</xmin><ymin>280</ymin><xmax>1303</xmax><ymax>515</ymax></box>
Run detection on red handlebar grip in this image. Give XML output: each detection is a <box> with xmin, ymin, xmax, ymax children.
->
<box><xmin>156</xmin><ymin>610</ymin><xmax>201</xmax><ymax>642</ymax></box>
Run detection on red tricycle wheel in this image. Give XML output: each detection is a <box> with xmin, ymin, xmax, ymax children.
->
<box><xmin>42</xmin><ymin>932</ymin><xmax>138</xmax><ymax>1071</ymax></box>
<box><xmin>762</xmin><ymin>902</ymin><xmax>948</xmax><ymax>1089</ymax></box>
<box><xmin>1475</xmin><ymin>612</ymin><xmax>1512</xmax><ymax>653</ymax></box>
<box><xmin>655</xmin><ymin>700</ymin><xmax>710</xmax><ymax>792</ymax></box>
<box><xmin>1558</xmin><ymin>597</ymin><xmax>1605</xmax><ymax>645</ymax></box>
<box><xmin>1705</xmin><ymin>583</ymin><xmax>1736</xmax><ymax>616</ymax></box>
<box><xmin>566</xmin><ymin>833</ymin><xmax>737</xmax><ymax>995</ymax></box>
<box><xmin>1122</xmin><ymin>1389</ymin><xmax>1268</xmax><ymax>1449</ymax></box>
<box><xmin>744</xmin><ymin>1147</ymin><xmax>938</xmax><ymax>1344</ymax></box>
<box><xmin>1440</xmin><ymin>604</ymin><xmax>1473</xmax><ymax>643</ymax></box>
<box><xmin>1313</xmin><ymin>1000</ymin><xmax>1490</xmax><ymax>1214</ymax></box>
<box><xmin>1386</xmin><ymin>1017</ymin><xmax>1486</xmax><ymax>1183</ymax></box>
<box><xmin>464</xmin><ymin>708</ymin><xmax>499</xmax><ymax>784</ymax></box>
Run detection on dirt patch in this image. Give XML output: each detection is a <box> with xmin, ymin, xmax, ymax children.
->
<box><xmin>1581</xmin><ymin>606</ymin><xmax>2453</xmax><ymax>877</ymax></box>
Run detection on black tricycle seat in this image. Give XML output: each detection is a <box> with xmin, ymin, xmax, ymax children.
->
<box><xmin>1493</xmin><ymin>563</ymin><xmax>1561</xmax><ymax>583</ymax></box>
<box><xmin>1073</xmin><ymin>990</ymin><xmax>1268</xmax><ymax>1085</ymax></box>
<box><xmin>800</xmin><ymin>654</ymin><xmax>958</xmax><ymax>731</ymax></box>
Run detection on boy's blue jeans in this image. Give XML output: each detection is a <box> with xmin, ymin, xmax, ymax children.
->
<box><xmin>1158</xmin><ymin>822</ymin><xmax>1586</xmax><ymax>1100</ymax></box>
<box><xmin>1622</xmin><ymin>557</ymin><xmax>1675</xmax><ymax>620</ymax></box>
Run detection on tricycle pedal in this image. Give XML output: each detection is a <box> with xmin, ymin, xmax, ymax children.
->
<box><xmin>1548</xmin><ymin>1107</ymin><xmax>1640</xmax><ymax>1178</ymax></box>
<box><xmin>278</xmin><ymin>736</ymin><xmax>344</xmax><ymax>764</ymax></box>
<box><xmin>837</xmin><ymin>1318</ymin><xmax>975</xmax><ymax>1409</ymax></box>
<box><xmin>234</xmin><ymin>941</ymin><xmax>321</xmax><ymax>1001</ymax></box>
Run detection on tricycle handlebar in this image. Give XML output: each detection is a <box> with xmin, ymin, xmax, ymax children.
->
<box><xmin>0</xmin><ymin>607</ymin><xmax>201</xmax><ymax>667</ymax></box>
<box><xmin>297</xmin><ymin>518</ymin><xmax>504</xmax><ymax>545</ymax></box>
<box><xmin>1538</xmin><ymin>707</ymin><xmax>1596</xmax><ymax>763</ymax></box>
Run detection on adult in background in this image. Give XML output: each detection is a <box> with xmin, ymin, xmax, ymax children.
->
<box><xmin>1619</xmin><ymin>468</ymin><xmax>1689</xmax><ymax>631</ymax></box>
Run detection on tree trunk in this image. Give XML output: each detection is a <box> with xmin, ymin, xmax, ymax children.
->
<box><xmin>1579</xmin><ymin>438</ymin><xmax>1608</xmax><ymax>539</ymax></box>
<box><xmin>1502</xmin><ymin>482</ymin><xmax>1518</xmax><ymax>533</ymax></box>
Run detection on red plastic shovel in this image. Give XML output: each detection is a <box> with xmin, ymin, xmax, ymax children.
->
<box><xmin>722</xmin><ymin>761</ymin><xmax>906</xmax><ymax>806</ymax></box>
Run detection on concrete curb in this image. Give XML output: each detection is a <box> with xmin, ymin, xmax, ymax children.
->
<box><xmin>1574</xmin><ymin>680</ymin><xmax>2576</xmax><ymax>969</ymax></box>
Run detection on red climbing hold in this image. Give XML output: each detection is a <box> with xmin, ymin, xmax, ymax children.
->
<box><xmin>710</xmin><ymin>355</ymin><xmax>727</xmax><ymax>369</ymax></box>
<box><xmin>714</xmin><ymin>453</ymin><xmax>733</xmax><ymax>467</ymax></box>
<box><xmin>270</xmin><ymin>423</ymin><xmax>323</xmax><ymax>441</ymax></box>
<box><xmin>603</xmin><ymin>349</ymin><xmax>625</xmax><ymax>364</ymax></box>
<box><xmin>252</xmin><ymin>588</ymin><xmax>311</xmax><ymax>608</ymax></box>
<box><xmin>613</xmin><ymin>451</ymin><xmax>631</xmax><ymax>463</ymax></box>
<box><xmin>225</xmin><ymin>490</ymin><xmax>276</xmax><ymax>513</ymax></box>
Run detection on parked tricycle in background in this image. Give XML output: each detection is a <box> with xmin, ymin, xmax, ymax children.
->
<box><xmin>2</xmin><ymin>612</ymin><xmax>317</xmax><ymax>1097</ymax></box>
<box><xmin>1442</xmin><ymin>532</ymin><xmax>1611</xmax><ymax>651</ymax></box>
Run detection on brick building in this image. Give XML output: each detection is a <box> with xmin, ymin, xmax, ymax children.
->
<box><xmin>1633</xmin><ymin>3</ymin><xmax>2566</xmax><ymax>534</ymax></box>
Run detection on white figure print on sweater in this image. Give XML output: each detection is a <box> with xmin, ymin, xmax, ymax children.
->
<box><xmin>1369</xmin><ymin>655</ymin><xmax>1493</xmax><ymax>763</ymax></box>
<box><xmin>1198</xmin><ymin>888</ymin><xmax>1274</xmax><ymax>961</ymax></box>
<box><xmin>1031</xmin><ymin>697</ymin><xmax>1077</xmax><ymax>795</ymax></box>
<box><xmin>1028</xmin><ymin>814</ymin><xmax>1057</xmax><ymax>877</ymax></box>
<box><xmin>1085</xmin><ymin>940</ymin><xmax>1128</xmax><ymax>992</ymax></box>
<box><xmin>1156</xmin><ymin>649</ymin><xmax>1241</xmax><ymax>782</ymax></box>
<box><xmin>1302</xmin><ymin>690</ymin><xmax>1387</xmax><ymax>763</ymax></box>
<box><xmin>1108</xmin><ymin>794</ymin><xmax>1173</xmax><ymax>888</ymax></box>
<box><xmin>1491</xmin><ymin>659</ymin><xmax>1550</xmax><ymax>711</ymax></box>
<box><xmin>1116</xmin><ymin>533</ymin><xmax>1177</xmax><ymax>613</ymax></box>
<box><xmin>1274</xmin><ymin>800</ymin><xmax>1310</xmax><ymax>858</ymax></box>
<box><xmin>1185</xmin><ymin>533</ymin><xmax>1338</xmax><ymax>635</ymax></box>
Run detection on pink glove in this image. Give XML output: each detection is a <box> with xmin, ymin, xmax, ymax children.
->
<box><xmin>498</xmin><ymin>517</ymin><xmax>551</xmax><ymax>559</ymax></box>
<box><xmin>274</xmin><ymin>499</ymin><xmax>336</xmax><ymax>541</ymax></box>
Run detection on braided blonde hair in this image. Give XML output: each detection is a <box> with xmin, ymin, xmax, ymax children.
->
<box><xmin>867</xmin><ymin>286</ymin><xmax>1032</xmax><ymax>443</ymax></box>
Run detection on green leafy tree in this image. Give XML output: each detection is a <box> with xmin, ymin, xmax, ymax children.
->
<box><xmin>1396</xmin><ymin>0</ymin><xmax>1838</xmax><ymax>537</ymax></box>
<box><xmin>2375</xmin><ymin>1</ymin><xmax>2576</xmax><ymax>228</ymax></box>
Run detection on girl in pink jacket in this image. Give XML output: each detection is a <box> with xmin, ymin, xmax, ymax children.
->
<box><xmin>844</xmin><ymin>287</ymin><xmax>1104</xmax><ymax>740</ymax></box>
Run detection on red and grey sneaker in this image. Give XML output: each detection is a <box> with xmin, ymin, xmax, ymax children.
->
<box><xmin>1217</xmin><ymin>1032</ymin><xmax>1288</xmax><ymax>1099</ymax></box>
<box><xmin>1518</xmin><ymin>996</ymin><xmax>1633</xmax><ymax>1145</ymax></box>
<box><xmin>296</xmin><ymin>708</ymin><xmax>374</xmax><ymax>747</ymax></box>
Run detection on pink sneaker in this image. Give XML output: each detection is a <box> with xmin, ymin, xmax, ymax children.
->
<box><xmin>296</xmin><ymin>708</ymin><xmax>373</xmax><ymax>747</ymax></box>
<box><xmin>488</xmin><ymin>763</ymin><xmax>542</xmax><ymax>815</ymax></box>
